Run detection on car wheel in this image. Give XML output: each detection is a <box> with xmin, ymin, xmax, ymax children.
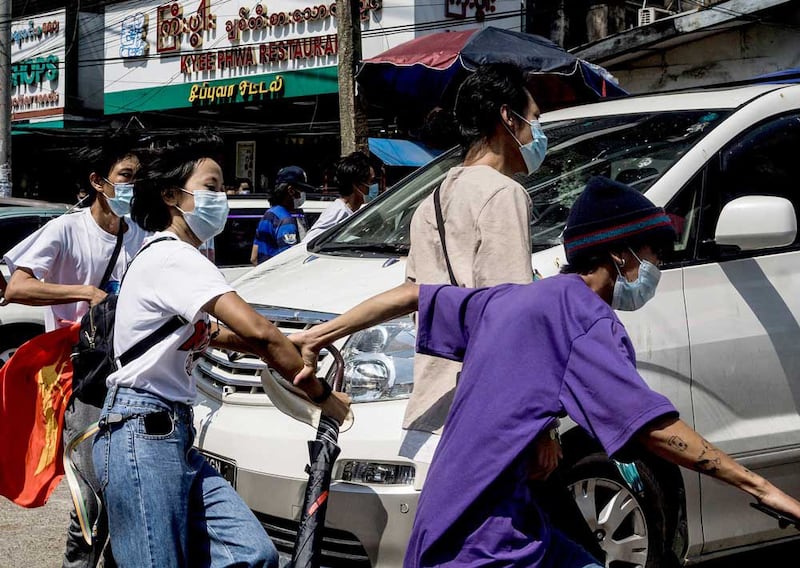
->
<box><xmin>564</xmin><ymin>453</ymin><xmax>679</xmax><ymax>568</ymax></box>
<box><xmin>0</xmin><ymin>325</ymin><xmax>44</xmax><ymax>368</ymax></box>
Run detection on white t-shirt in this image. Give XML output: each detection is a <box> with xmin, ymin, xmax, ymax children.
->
<box><xmin>108</xmin><ymin>232</ymin><xmax>234</xmax><ymax>404</ymax></box>
<box><xmin>303</xmin><ymin>199</ymin><xmax>353</xmax><ymax>242</ymax></box>
<box><xmin>3</xmin><ymin>209</ymin><xmax>150</xmax><ymax>331</ymax></box>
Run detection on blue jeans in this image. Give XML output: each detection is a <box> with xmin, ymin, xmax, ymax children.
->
<box><xmin>92</xmin><ymin>386</ymin><xmax>278</xmax><ymax>568</ymax></box>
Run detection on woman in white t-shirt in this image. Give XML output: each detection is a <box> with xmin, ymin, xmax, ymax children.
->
<box><xmin>303</xmin><ymin>151</ymin><xmax>374</xmax><ymax>243</ymax></box>
<box><xmin>92</xmin><ymin>133</ymin><xmax>349</xmax><ymax>568</ymax></box>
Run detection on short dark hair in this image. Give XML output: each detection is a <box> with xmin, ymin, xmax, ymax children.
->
<box><xmin>453</xmin><ymin>62</ymin><xmax>531</xmax><ymax>152</ymax></box>
<box><xmin>75</xmin><ymin>130</ymin><xmax>141</xmax><ymax>207</ymax></box>
<box><xmin>131</xmin><ymin>131</ymin><xmax>224</xmax><ymax>232</ymax></box>
<box><xmin>335</xmin><ymin>151</ymin><xmax>372</xmax><ymax>196</ymax></box>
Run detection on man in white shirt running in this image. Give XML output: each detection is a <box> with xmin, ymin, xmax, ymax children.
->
<box><xmin>3</xmin><ymin>132</ymin><xmax>148</xmax><ymax>568</ymax></box>
<box><xmin>304</xmin><ymin>151</ymin><xmax>374</xmax><ymax>243</ymax></box>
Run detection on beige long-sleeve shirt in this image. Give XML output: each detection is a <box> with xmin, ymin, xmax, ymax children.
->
<box><xmin>402</xmin><ymin>165</ymin><xmax>533</xmax><ymax>461</ymax></box>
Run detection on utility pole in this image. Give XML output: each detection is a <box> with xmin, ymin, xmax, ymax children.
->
<box><xmin>337</xmin><ymin>0</ymin><xmax>369</xmax><ymax>156</ymax></box>
<box><xmin>0</xmin><ymin>0</ymin><xmax>11</xmax><ymax>198</ymax></box>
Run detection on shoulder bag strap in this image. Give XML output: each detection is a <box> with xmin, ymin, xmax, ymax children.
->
<box><xmin>117</xmin><ymin>315</ymin><xmax>186</xmax><ymax>366</ymax></box>
<box><xmin>433</xmin><ymin>185</ymin><xmax>458</xmax><ymax>286</ymax></box>
<box><xmin>117</xmin><ymin>235</ymin><xmax>188</xmax><ymax>367</ymax></box>
<box><xmin>98</xmin><ymin>219</ymin><xmax>125</xmax><ymax>291</ymax></box>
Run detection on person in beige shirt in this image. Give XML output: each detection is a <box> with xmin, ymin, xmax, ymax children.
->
<box><xmin>402</xmin><ymin>62</ymin><xmax>607</xmax><ymax>562</ymax></box>
<box><xmin>402</xmin><ymin>62</ymin><xmax>547</xmax><ymax>462</ymax></box>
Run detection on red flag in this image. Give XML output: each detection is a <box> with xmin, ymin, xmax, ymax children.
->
<box><xmin>0</xmin><ymin>323</ymin><xmax>79</xmax><ymax>507</ymax></box>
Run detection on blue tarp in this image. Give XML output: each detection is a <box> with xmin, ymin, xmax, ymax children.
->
<box><xmin>368</xmin><ymin>138</ymin><xmax>443</xmax><ymax>167</ymax></box>
<box><xmin>752</xmin><ymin>68</ymin><xmax>800</xmax><ymax>84</ymax></box>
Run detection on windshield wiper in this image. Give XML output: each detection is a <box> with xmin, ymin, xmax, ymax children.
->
<box><xmin>315</xmin><ymin>242</ymin><xmax>409</xmax><ymax>255</ymax></box>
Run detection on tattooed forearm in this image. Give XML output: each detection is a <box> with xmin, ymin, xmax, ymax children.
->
<box><xmin>693</xmin><ymin>439</ymin><xmax>722</xmax><ymax>475</ymax></box>
<box><xmin>667</xmin><ymin>435</ymin><xmax>688</xmax><ymax>452</ymax></box>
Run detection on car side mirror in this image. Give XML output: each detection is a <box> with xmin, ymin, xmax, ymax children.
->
<box><xmin>715</xmin><ymin>195</ymin><xmax>797</xmax><ymax>251</ymax></box>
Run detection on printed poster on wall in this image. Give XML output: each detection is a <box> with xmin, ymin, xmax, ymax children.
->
<box><xmin>236</xmin><ymin>141</ymin><xmax>256</xmax><ymax>183</ymax></box>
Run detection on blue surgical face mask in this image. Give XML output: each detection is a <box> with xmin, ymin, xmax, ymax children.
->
<box><xmin>103</xmin><ymin>179</ymin><xmax>134</xmax><ymax>217</ymax></box>
<box><xmin>177</xmin><ymin>188</ymin><xmax>230</xmax><ymax>243</ymax></box>
<box><xmin>364</xmin><ymin>183</ymin><xmax>380</xmax><ymax>203</ymax></box>
<box><xmin>611</xmin><ymin>248</ymin><xmax>661</xmax><ymax>311</ymax></box>
<box><xmin>507</xmin><ymin>111</ymin><xmax>548</xmax><ymax>175</ymax></box>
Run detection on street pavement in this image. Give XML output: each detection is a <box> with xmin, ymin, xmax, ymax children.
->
<box><xmin>0</xmin><ymin>482</ymin><xmax>70</xmax><ymax>567</ymax></box>
<box><xmin>1</xmin><ymin>481</ymin><xmax>798</xmax><ymax>567</ymax></box>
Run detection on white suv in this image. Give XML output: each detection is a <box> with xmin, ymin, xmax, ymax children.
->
<box><xmin>192</xmin><ymin>83</ymin><xmax>800</xmax><ymax>567</ymax></box>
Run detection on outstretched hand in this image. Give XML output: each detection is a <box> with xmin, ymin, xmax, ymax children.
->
<box><xmin>756</xmin><ymin>485</ymin><xmax>800</xmax><ymax>529</ymax></box>
<box><xmin>289</xmin><ymin>330</ymin><xmax>320</xmax><ymax>385</ymax></box>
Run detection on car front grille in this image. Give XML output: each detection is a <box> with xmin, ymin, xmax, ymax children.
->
<box><xmin>195</xmin><ymin>305</ymin><xmax>338</xmax><ymax>398</ymax></box>
<box><xmin>256</xmin><ymin>511</ymin><xmax>372</xmax><ymax>567</ymax></box>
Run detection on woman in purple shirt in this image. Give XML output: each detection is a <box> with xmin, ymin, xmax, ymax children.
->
<box><xmin>291</xmin><ymin>176</ymin><xmax>800</xmax><ymax>567</ymax></box>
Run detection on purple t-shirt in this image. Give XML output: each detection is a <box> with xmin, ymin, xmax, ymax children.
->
<box><xmin>405</xmin><ymin>274</ymin><xmax>678</xmax><ymax>568</ymax></box>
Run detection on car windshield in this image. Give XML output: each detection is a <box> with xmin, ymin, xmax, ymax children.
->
<box><xmin>311</xmin><ymin>109</ymin><xmax>729</xmax><ymax>256</ymax></box>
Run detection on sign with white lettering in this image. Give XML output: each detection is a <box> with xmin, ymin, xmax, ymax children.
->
<box><xmin>103</xmin><ymin>0</ymin><xmax>521</xmax><ymax>113</ymax></box>
<box><xmin>10</xmin><ymin>9</ymin><xmax>65</xmax><ymax>121</ymax></box>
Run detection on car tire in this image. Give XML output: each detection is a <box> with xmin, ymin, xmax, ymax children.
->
<box><xmin>0</xmin><ymin>324</ymin><xmax>44</xmax><ymax>368</ymax></box>
<box><xmin>564</xmin><ymin>452</ymin><xmax>680</xmax><ymax>568</ymax></box>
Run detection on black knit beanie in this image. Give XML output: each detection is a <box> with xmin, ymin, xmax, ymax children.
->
<box><xmin>562</xmin><ymin>176</ymin><xmax>676</xmax><ymax>264</ymax></box>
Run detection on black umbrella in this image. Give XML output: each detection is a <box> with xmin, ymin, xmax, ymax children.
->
<box><xmin>290</xmin><ymin>346</ymin><xmax>345</xmax><ymax>568</ymax></box>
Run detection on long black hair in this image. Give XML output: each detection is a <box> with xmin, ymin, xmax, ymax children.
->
<box><xmin>131</xmin><ymin>131</ymin><xmax>224</xmax><ymax>232</ymax></box>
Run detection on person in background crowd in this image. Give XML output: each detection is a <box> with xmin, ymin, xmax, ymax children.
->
<box><xmin>97</xmin><ymin>132</ymin><xmax>348</xmax><ymax>567</ymax></box>
<box><xmin>236</xmin><ymin>177</ymin><xmax>253</xmax><ymax>194</ymax></box>
<box><xmin>364</xmin><ymin>162</ymin><xmax>387</xmax><ymax>203</ymax></box>
<box><xmin>251</xmin><ymin>166</ymin><xmax>313</xmax><ymax>265</ymax></box>
<box><xmin>2</xmin><ymin>131</ymin><xmax>149</xmax><ymax>568</ymax></box>
<box><xmin>75</xmin><ymin>185</ymin><xmax>90</xmax><ymax>208</ymax></box>
<box><xmin>290</xmin><ymin>176</ymin><xmax>800</xmax><ymax>567</ymax></box>
<box><xmin>304</xmin><ymin>151</ymin><xmax>373</xmax><ymax>242</ymax></box>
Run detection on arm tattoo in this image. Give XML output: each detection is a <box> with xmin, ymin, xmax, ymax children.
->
<box><xmin>694</xmin><ymin>440</ymin><xmax>721</xmax><ymax>475</ymax></box>
<box><xmin>667</xmin><ymin>435</ymin><xmax>688</xmax><ymax>452</ymax></box>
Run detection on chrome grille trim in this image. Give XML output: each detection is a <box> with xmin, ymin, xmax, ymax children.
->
<box><xmin>251</xmin><ymin>305</ymin><xmax>338</xmax><ymax>326</ymax></box>
<box><xmin>195</xmin><ymin>305</ymin><xmax>339</xmax><ymax>397</ymax></box>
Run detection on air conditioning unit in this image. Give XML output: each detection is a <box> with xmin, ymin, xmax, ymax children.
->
<box><xmin>638</xmin><ymin>7</ymin><xmax>674</xmax><ymax>26</ymax></box>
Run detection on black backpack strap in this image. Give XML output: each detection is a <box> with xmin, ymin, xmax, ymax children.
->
<box><xmin>117</xmin><ymin>315</ymin><xmax>187</xmax><ymax>367</ymax></box>
<box><xmin>433</xmin><ymin>185</ymin><xmax>458</xmax><ymax>286</ymax></box>
<box><xmin>117</xmin><ymin>234</ymin><xmax>187</xmax><ymax>367</ymax></box>
<box><xmin>98</xmin><ymin>219</ymin><xmax>125</xmax><ymax>291</ymax></box>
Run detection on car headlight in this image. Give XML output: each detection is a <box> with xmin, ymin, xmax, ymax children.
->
<box><xmin>337</xmin><ymin>460</ymin><xmax>415</xmax><ymax>485</ymax></box>
<box><xmin>328</xmin><ymin>316</ymin><xmax>416</xmax><ymax>403</ymax></box>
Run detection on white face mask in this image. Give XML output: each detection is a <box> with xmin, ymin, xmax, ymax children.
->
<box><xmin>611</xmin><ymin>248</ymin><xmax>662</xmax><ymax>311</ymax></box>
<box><xmin>293</xmin><ymin>191</ymin><xmax>306</xmax><ymax>209</ymax></box>
<box><xmin>177</xmin><ymin>188</ymin><xmax>230</xmax><ymax>243</ymax></box>
<box><xmin>504</xmin><ymin>111</ymin><xmax>548</xmax><ymax>175</ymax></box>
<box><xmin>103</xmin><ymin>179</ymin><xmax>135</xmax><ymax>217</ymax></box>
